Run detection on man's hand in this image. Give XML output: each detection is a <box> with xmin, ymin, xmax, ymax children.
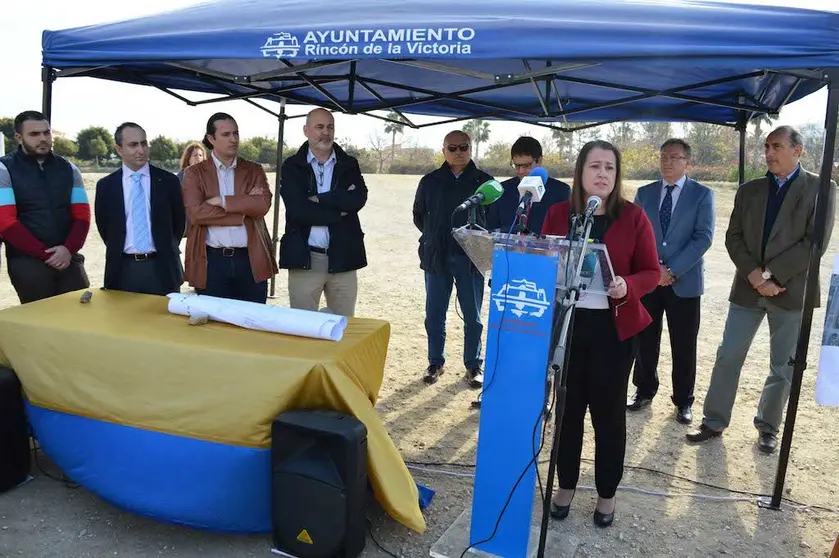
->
<box><xmin>308</xmin><ymin>195</ymin><xmax>319</xmax><ymax>203</ymax></box>
<box><xmin>207</xmin><ymin>196</ymin><xmax>222</xmax><ymax>206</ymax></box>
<box><xmin>348</xmin><ymin>184</ymin><xmax>356</xmax><ymax>191</ymax></box>
<box><xmin>757</xmin><ymin>280</ymin><xmax>786</xmax><ymax>297</ymax></box>
<box><xmin>748</xmin><ymin>268</ymin><xmax>765</xmax><ymax>288</ymax></box>
<box><xmin>45</xmin><ymin>246</ymin><xmax>71</xmax><ymax>270</ymax></box>
<box><xmin>659</xmin><ymin>264</ymin><xmax>674</xmax><ymax>287</ymax></box>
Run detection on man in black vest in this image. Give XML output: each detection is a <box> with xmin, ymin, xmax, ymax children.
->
<box><xmin>413</xmin><ymin>130</ymin><xmax>493</xmax><ymax>388</ymax></box>
<box><xmin>94</xmin><ymin>123</ymin><xmax>186</xmax><ymax>295</ymax></box>
<box><xmin>0</xmin><ymin>111</ymin><xmax>90</xmax><ymax>304</ymax></box>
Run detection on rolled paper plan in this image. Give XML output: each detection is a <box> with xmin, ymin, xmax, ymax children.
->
<box><xmin>167</xmin><ymin>293</ymin><xmax>348</xmax><ymax>341</ymax></box>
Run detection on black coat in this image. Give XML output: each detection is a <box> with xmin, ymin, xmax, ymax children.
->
<box><xmin>412</xmin><ymin>161</ymin><xmax>494</xmax><ymax>274</ymax></box>
<box><xmin>94</xmin><ymin>165</ymin><xmax>186</xmax><ymax>292</ymax></box>
<box><xmin>486</xmin><ymin>176</ymin><xmax>571</xmax><ymax>234</ymax></box>
<box><xmin>278</xmin><ymin>142</ymin><xmax>368</xmax><ymax>273</ymax></box>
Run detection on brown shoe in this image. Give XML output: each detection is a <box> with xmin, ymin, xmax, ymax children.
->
<box><xmin>686</xmin><ymin>424</ymin><xmax>722</xmax><ymax>443</ymax></box>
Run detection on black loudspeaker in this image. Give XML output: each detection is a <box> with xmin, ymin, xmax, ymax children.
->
<box><xmin>271</xmin><ymin>410</ymin><xmax>367</xmax><ymax>558</ymax></box>
<box><xmin>0</xmin><ymin>367</ymin><xmax>31</xmax><ymax>494</ymax></box>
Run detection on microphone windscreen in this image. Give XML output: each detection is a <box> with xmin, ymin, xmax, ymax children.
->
<box><xmin>528</xmin><ymin>167</ymin><xmax>549</xmax><ymax>185</ymax></box>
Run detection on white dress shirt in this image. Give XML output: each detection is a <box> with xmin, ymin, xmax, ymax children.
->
<box><xmin>206</xmin><ymin>151</ymin><xmax>248</xmax><ymax>248</ymax></box>
<box><xmin>659</xmin><ymin>174</ymin><xmax>687</xmax><ymax>211</ymax></box>
<box><xmin>122</xmin><ymin>163</ymin><xmax>156</xmax><ymax>254</ymax></box>
<box><xmin>307</xmin><ymin>149</ymin><xmax>337</xmax><ymax>249</ymax></box>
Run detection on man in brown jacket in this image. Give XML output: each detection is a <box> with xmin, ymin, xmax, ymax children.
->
<box><xmin>687</xmin><ymin>125</ymin><xmax>835</xmax><ymax>453</ymax></box>
<box><xmin>182</xmin><ymin>112</ymin><xmax>277</xmax><ymax>303</ymax></box>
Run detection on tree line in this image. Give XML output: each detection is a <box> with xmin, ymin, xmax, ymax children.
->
<box><xmin>2</xmin><ymin>114</ymin><xmax>836</xmax><ymax>183</ymax></box>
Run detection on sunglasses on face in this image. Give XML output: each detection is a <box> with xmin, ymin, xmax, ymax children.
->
<box><xmin>447</xmin><ymin>144</ymin><xmax>470</xmax><ymax>152</ymax></box>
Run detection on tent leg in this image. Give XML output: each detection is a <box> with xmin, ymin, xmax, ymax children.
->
<box><xmin>737</xmin><ymin>121</ymin><xmax>746</xmax><ymax>185</ymax></box>
<box><xmin>269</xmin><ymin>98</ymin><xmax>287</xmax><ymax>299</ymax></box>
<box><xmin>764</xmin><ymin>69</ymin><xmax>839</xmax><ymax>511</ymax></box>
<box><xmin>41</xmin><ymin>65</ymin><xmax>55</xmax><ymax>121</ymax></box>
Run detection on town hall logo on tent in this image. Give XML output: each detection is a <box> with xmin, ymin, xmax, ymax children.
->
<box><xmin>260</xmin><ymin>28</ymin><xmax>477</xmax><ymax>59</ymax></box>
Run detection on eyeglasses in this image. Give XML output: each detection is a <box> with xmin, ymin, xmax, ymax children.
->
<box><xmin>447</xmin><ymin>144</ymin><xmax>471</xmax><ymax>152</ymax></box>
<box><xmin>660</xmin><ymin>155</ymin><xmax>687</xmax><ymax>162</ymax></box>
<box><xmin>510</xmin><ymin>161</ymin><xmax>535</xmax><ymax>170</ymax></box>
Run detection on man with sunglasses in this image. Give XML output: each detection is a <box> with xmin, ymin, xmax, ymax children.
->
<box><xmin>486</xmin><ymin>136</ymin><xmax>570</xmax><ymax>234</ymax></box>
<box><xmin>413</xmin><ymin>130</ymin><xmax>495</xmax><ymax>387</ymax></box>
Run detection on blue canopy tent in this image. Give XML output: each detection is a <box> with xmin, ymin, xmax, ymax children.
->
<box><xmin>39</xmin><ymin>0</ymin><xmax>839</xmax><ymax>551</ymax></box>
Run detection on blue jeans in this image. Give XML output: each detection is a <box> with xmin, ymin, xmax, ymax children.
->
<box><xmin>424</xmin><ymin>253</ymin><xmax>485</xmax><ymax>369</ymax></box>
<box><xmin>701</xmin><ymin>300</ymin><xmax>801</xmax><ymax>434</ymax></box>
<box><xmin>200</xmin><ymin>247</ymin><xmax>268</xmax><ymax>304</ymax></box>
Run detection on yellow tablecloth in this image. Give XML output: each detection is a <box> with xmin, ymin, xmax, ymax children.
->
<box><xmin>0</xmin><ymin>290</ymin><xmax>424</xmax><ymax>533</ymax></box>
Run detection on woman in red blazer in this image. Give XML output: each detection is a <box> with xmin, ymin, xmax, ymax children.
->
<box><xmin>542</xmin><ymin>140</ymin><xmax>659</xmax><ymax>527</ymax></box>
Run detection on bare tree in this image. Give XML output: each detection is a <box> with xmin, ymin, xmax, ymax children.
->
<box><xmin>367</xmin><ymin>131</ymin><xmax>389</xmax><ymax>173</ymax></box>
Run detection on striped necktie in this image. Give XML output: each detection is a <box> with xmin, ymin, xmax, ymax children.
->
<box><xmin>130</xmin><ymin>172</ymin><xmax>152</xmax><ymax>253</ymax></box>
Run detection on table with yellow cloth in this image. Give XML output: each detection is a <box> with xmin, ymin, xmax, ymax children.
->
<box><xmin>0</xmin><ymin>289</ymin><xmax>425</xmax><ymax>534</ymax></box>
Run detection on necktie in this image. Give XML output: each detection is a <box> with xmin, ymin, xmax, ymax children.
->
<box><xmin>130</xmin><ymin>172</ymin><xmax>152</xmax><ymax>253</ymax></box>
<box><xmin>660</xmin><ymin>184</ymin><xmax>675</xmax><ymax>237</ymax></box>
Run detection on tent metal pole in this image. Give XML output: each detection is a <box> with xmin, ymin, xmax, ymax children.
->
<box><xmin>269</xmin><ymin>98</ymin><xmax>287</xmax><ymax>299</ymax></box>
<box><xmin>41</xmin><ymin>65</ymin><xmax>55</xmax><ymax>121</ymax></box>
<box><xmin>764</xmin><ymin>69</ymin><xmax>839</xmax><ymax>510</ymax></box>
<box><xmin>737</xmin><ymin>120</ymin><xmax>747</xmax><ymax>185</ymax></box>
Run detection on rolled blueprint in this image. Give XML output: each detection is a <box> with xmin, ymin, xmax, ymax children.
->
<box><xmin>167</xmin><ymin>293</ymin><xmax>347</xmax><ymax>341</ymax></box>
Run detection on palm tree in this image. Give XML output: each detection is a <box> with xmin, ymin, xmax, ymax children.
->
<box><xmin>383</xmin><ymin>111</ymin><xmax>405</xmax><ymax>166</ymax></box>
<box><xmin>463</xmin><ymin>119</ymin><xmax>491</xmax><ymax>162</ymax></box>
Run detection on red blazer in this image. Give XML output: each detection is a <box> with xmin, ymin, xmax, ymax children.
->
<box><xmin>542</xmin><ymin>200</ymin><xmax>660</xmax><ymax>340</ymax></box>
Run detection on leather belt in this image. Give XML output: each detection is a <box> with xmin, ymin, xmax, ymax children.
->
<box><xmin>309</xmin><ymin>246</ymin><xmax>328</xmax><ymax>254</ymax></box>
<box><xmin>123</xmin><ymin>253</ymin><xmax>156</xmax><ymax>261</ymax></box>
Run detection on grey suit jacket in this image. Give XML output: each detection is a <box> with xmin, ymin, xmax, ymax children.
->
<box><xmin>725</xmin><ymin>167</ymin><xmax>836</xmax><ymax>310</ymax></box>
<box><xmin>634</xmin><ymin>178</ymin><xmax>715</xmax><ymax>298</ymax></box>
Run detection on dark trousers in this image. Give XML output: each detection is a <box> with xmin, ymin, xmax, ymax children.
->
<box><xmin>632</xmin><ymin>286</ymin><xmax>701</xmax><ymax>407</ymax></box>
<box><xmin>424</xmin><ymin>253</ymin><xmax>484</xmax><ymax>369</ymax></box>
<box><xmin>557</xmin><ymin>309</ymin><xmax>634</xmax><ymax>499</ymax></box>
<box><xmin>6</xmin><ymin>254</ymin><xmax>89</xmax><ymax>304</ymax></box>
<box><xmin>199</xmin><ymin>247</ymin><xmax>267</xmax><ymax>304</ymax></box>
<box><xmin>113</xmin><ymin>255</ymin><xmax>171</xmax><ymax>296</ymax></box>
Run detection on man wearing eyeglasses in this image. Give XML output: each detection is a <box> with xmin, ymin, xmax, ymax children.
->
<box><xmin>629</xmin><ymin>139</ymin><xmax>714</xmax><ymax>425</ymax></box>
<box><xmin>413</xmin><ymin>130</ymin><xmax>495</xmax><ymax>387</ymax></box>
<box><xmin>486</xmin><ymin>136</ymin><xmax>570</xmax><ymax>234</ymax></box>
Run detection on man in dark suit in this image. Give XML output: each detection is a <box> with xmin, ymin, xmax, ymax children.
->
<box><xmin>629</xmin><ymin>139</ymin><xmax>714</xmax><ymax>424</ymax></box>
<box><xmin>687</xmin><ymin>126</ymin><xmax>835</xmax><ymax>453</ymax></box>
<box><xmin>486</xmin><ymin>136</ymin><xmax>570</xmax><ymax>234</ymax></box>
<box><xmin>95</xmin><ymin>122</ymin><xmax>185</xmax><ymax>296</ymax></box>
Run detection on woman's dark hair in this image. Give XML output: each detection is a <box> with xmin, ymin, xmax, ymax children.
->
<box><xmin>203</xmin><ymin>112</ymin><xmax>235</xmax><ymax>151</ymax></box>
<box><xmin>569</xmin><ymin>140</ymin><xmax>625</xmax><ymax>220</ymax></box>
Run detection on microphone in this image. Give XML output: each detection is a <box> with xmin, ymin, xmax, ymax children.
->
<box><xmin>516</xmin><ymin>167</ymin><xmax>548</xmax><ymax>214</ymax></box>
<box><xmin>454</xmin><ymin>179</ymin><xmax>504</xmax><ymax>213</ymax></box>
<box><xmin>583</xmin><ymin>195</ymin><xmax>602</xmax><ymax>219</ymax></box>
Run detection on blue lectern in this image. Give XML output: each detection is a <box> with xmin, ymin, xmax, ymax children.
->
<box><xmin>469</xmin><ymin>239</ymin><xmax>559</xmax><ymax>557</ymax></box>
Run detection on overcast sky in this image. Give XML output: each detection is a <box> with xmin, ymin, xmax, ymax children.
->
<box><xmin>1</xmin><ymin>0</ymin><xmax>834</xmax><ymax>149</ymax></box>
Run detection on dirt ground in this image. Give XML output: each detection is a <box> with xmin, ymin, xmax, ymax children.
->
<box><xmin>0</xmin><ymin>173</ymin><xmax>838</xmax><ymax>558</ymax></box>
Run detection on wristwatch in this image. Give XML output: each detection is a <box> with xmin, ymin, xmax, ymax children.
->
<box><xmin>761</xmin><ymin>269</ymin><xmax>772</xmax><ymax>281</ymax></box>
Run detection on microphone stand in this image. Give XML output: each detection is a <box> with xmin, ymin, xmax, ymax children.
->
<box><xmin>536</xmin><ymin>212</ymin><xmax>594</xmax><ymax>558</ymax></box>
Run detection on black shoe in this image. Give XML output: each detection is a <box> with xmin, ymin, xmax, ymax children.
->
<box><xmin>593</xmin><ymin>507</ymin><xmax>615</xmax><ymax>527</ymax></box>
<box><xmin>757</xmin><ymin>432</ymin><xmax>778</xmax><ymax>454</ymax></box>
<box><xmin>627</xmin><ymin>391</ymin><xmax>653</xmax><ymax>411</ymax></box>
<box><xmin>550</xmin><ymin>490</ymin><xmax>575</xmax><ymax>520</ymax></box>
<box><xmin>465</xmin><ymin>367</ymin><xmax>483</xmax><ymax>389</ymax></box>
<box><xmin>423</xmin><ymin>364</ymin><xmax>444</xmax><ymax>384</ymax></box>
<box><xmin>675</xmin><ymin>405</ymin><xmax>693</xmax><ymax>424</ymax></box>
<box><xmin>686</xmin><ymin>423</ymin><xmax>722</xmax><ymax>443</ymax></box>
